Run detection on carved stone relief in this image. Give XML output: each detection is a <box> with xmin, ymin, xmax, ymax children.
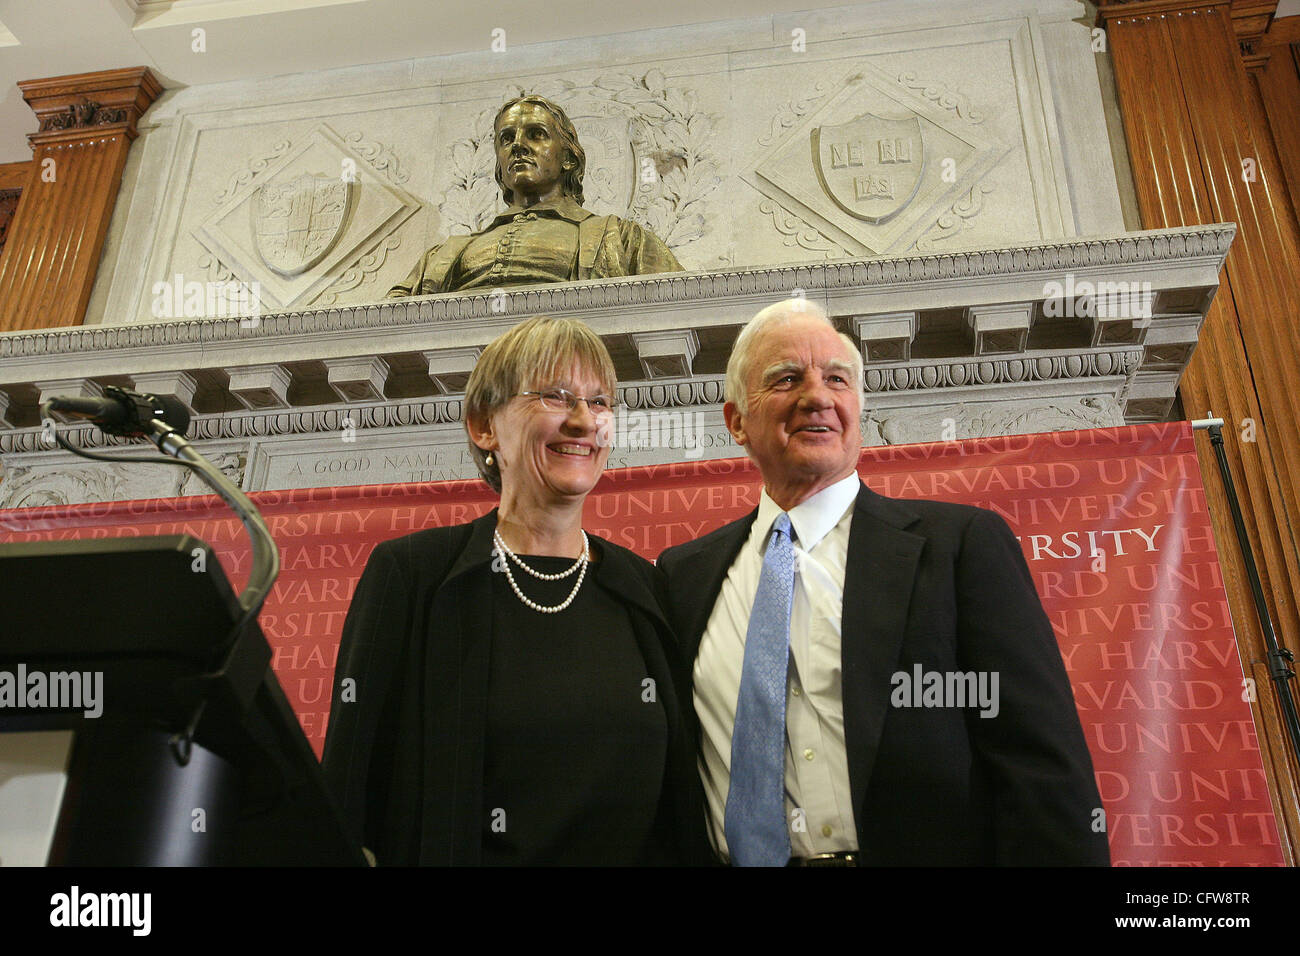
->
<box><xmin>867</xmin><ymin>396</ymin><xmax>1123</xmax><ymax>447</ymax></box>
<box><xmin>744</xmin><ymin>64</ymin><xmax>1010</xmax><ymax>257</ymax></box>
<box><xmin>0</xmin><ymin>450</ymin><xmax>249</xmax><ymax>509</ymax></box>
<box><xmin>0</xmin><ymin>462</ymin><xmax>131</xmax><ymax>509</ymax></box>
<box><xmin>192</xmin><ymin>123</ymin><xmax>420</xmax><ymax>309</ymax></box>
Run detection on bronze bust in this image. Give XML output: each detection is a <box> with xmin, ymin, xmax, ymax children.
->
<box><xmin>387</xmin><ymin>95</ymin><xmax>683</xmax><ymax>297</ymax></box>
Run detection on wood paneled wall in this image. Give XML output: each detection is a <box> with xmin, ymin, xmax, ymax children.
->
<box><xmin>0</xmin><ymin>161</ymin><xmax>32</xmax><ymax>263</ymax></box>
<box><xmin>1100</xmin><ymin>0</ymin><xmax>1300</xmax><ymax>863</ymax></box>
<box><xmin>0</xmin><ymin>67</ymin><xmax>160</xmax><ymax>333</ymax></box>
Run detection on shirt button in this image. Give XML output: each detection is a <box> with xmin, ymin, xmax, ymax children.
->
<box><xmin>791</xmin><ymin>686</ymin><xmax>801</xmax><ymax>697</ymax></box>
<box><xmin>803</xmin><ymin>749</ymin><xmax>815</xmax><ymax>761</ymax></box>
<box><xmin>821</xmin><ymin>824</ymin><xmax>833</xmax><ymax>837</ymax></box>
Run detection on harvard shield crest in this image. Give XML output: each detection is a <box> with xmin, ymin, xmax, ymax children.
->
<box><xmin>812</xmin><ymin>113</ymin><xmax>925</xmax><ymax>225</ymax></box>
<box><xmin>253</xmin><ymin>173</ymin><xmax>352</xmax><ymax>277</ymax></box>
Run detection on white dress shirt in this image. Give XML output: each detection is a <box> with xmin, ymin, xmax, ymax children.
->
<box><xmin>693</xmin><ymin>472</ymin><xmax>861</xmax><ymax>861</ymax></box>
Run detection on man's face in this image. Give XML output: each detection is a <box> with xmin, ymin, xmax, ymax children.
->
<box><xmin>725</xmin><ymin>314</ymin><xmax>862</xmax><ymax>501</ymax></box>
<box><xmin>495</xmin><ymin>102</ymin><xmax>568</xmax><ymax>203</ymax></box>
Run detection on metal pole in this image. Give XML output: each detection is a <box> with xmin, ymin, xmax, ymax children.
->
<box><xmin>1197</xmin><ymin>412</ymin><xmax>1300</xmax><ymax>768</ymax></box>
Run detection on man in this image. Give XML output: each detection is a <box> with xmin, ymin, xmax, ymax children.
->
<box><xmin>387</xmin><ymin>95</ymin><xmax>681</xmax><ymax>296</ymax></box>
<box><xmin>657</xmin><ymin>299</ymin><xmax>1110</xmax><ymax>866</ymax></box>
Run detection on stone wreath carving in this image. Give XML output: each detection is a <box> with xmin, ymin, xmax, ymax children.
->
<box><xmin>0</xmin><ymin>462</ymin><xmax>130</xmax><ymax>508</ymax></box>
<box><xmin>438</xmin><ymin>71</ymin><xmax>721</xmax><ymax>249</ymax></box>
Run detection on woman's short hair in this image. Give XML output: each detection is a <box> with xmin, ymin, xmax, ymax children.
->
<box><xmin>464</xmin><ymin>315</ymin><xmax>617</xmax><ymax>493</ymax></box>
<box><xmin>724</xmin><ymin>298</ymin><xmax>863</xmax><ymax>415</ymax></box>
<box><xmin>493</xmin><ymin>95</ymin><xmax>586</xmax><ymax>206</ymax></box>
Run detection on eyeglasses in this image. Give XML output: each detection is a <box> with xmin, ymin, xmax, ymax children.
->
<box><xmin>517</xmin><ymin>387</ymin><xmax>618</xmax><ymax>418</ymax></box>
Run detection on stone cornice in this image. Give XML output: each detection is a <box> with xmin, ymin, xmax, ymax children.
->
<box><xmin>0</xmin><ymin>224</ymin><xmax>1237</xmax><ymax>363</ymax></box>
<box><xmin>863</xmin><ymin>348</ymin><xmax>1143</xmax><ymax>395</ymax></box>
<box><xmin>0</xmin><ymin>347</ymin><xmax>1147</xmax><ymax>454</ymax></box>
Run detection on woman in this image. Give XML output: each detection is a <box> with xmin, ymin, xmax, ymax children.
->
<box><xmin>321</xmin><ymin>315</ymin><xmax>702</xmax><ymax>865</ymax></box>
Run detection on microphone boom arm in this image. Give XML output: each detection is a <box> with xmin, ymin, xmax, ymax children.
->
<box><xmin>150</xmin><ymin>421</ymin><xmax>280</xmax><ymax>616</ymax></box>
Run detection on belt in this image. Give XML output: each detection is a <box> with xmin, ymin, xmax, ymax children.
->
<box><xmin>787</xmin><ymin>851</ymin><xmax>858</xmax><ymax>867</ymax></box>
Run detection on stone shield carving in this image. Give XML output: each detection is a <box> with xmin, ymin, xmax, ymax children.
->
<box><xmin>252</xmin><ymin>173</ymin><xmax>353</xmax><ymax>277</ymax></box>
<box><xmin>812</xmin><ymin>113</ymin><xmax>924</xmax><ymax>225</ymax></box>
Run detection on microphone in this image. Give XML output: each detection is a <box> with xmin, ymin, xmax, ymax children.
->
<box><xmin>43</xmin><ymin>385</ymin><xmax>192</xmax><ymax>437</ymax></box>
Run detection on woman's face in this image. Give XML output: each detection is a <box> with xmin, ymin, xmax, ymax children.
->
<box><xmin>482</xmin><ymin>362</ymin><xmax>614</xmax><ymax>503</ymax></box>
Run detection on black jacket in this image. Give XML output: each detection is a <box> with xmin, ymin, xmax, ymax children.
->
<box><xmin>321</xmin><ymin>509</ymin><xmax>708</xmax><ymax>865</ymax></box>
<box><xmin>657</xmin><ymin>482</ymin><xmax>1111</xmax><ymax>865</ymax></box>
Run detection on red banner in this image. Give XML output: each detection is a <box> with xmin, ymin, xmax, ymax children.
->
<box><xmin>0</xmin><ymin>423</ymin><xmax>1283</xmax><ymax>865</ymax></box>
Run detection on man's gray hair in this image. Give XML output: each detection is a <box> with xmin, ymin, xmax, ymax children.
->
<box><xmin>724</xmin><ymin>298</ymin><xmax>864</xmax><ymax>415</ymax></box>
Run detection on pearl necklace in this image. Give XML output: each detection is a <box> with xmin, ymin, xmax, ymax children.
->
<box><xmin>492</xmin><ymin>528</ymin><xmax>590</xmax><ymax>614</ymax></box>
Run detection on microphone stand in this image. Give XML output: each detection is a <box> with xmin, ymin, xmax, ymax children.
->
<box><xmin>39</xmin><ymin>404</ymin><xmax>280</xmax><ymax>764</ymax></box>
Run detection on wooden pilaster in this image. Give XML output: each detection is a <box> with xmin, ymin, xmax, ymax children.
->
<box><xmin>0</xmin><ymin>67</ymin><xmax>162</xmax><ymax>333</ymax></box>
<box><xmin>1099</xmin><ymin>0</ymin><xmax>1300</xmax><ymax>863</ymax></box>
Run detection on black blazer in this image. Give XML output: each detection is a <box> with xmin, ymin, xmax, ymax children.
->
<box><xmin>321</xmin><ymin>509</ymin><xmax>705</xmax><ymax>865</ymax></box>
<box><xmin>657</xmin><ymin>482</ymin><xmax>1111</xmax><ymax>866</ymax></box>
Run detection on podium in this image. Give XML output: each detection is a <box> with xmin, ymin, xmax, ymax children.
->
<box><xmin>0</xmin><ymin>535</ymin><xmax>365</xmax><ymax>866</ymax></box>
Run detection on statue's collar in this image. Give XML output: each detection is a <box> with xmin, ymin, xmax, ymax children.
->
<box><xmin>488</xmin><ymin>195</ymin><xmax>593</xmax><ymax>228</ymax></box>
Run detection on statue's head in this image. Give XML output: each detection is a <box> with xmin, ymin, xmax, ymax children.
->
<box><xmin>493</xmin><ymin>95</ymin><xmax>586</xmax><ymax>206</ymax></box>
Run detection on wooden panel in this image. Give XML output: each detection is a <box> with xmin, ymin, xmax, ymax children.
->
<box><xmin>1253</xmin><ymin>33</ymin><xmax>1300</xmax><ymax>227</ymax></box>
<box><xmin>0</xmin><ymin>68</ymin><xmax>160</xmax><ymax>332</ymax></box>
<box><xmin>0</xmin><ymin>160</ymin><xmax>32</xmax><ymax>192</ymax></box>
<box><xmin>0</xmin><ymin>190</ymin><xmax>20</xmax><ymax>261</ymax></box>
<box><xmin>1105</xmin><ymin>5</ymin><xmax>1300</xmax><ymax>863</ymax></box>
<box><xmin>0</xmin><ymin>135</ymin><xmax>132</xmax><ymax>332</ymax></box>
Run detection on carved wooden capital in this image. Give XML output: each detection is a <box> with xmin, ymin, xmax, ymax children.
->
<box><xmin>1097</xmin><ymin>0</ymin><xmax>1277</xmax><ymax>43</ymax></box>
<box><xmin>1097</xmin><ymin>0</ymin><xmax>1231</xmax><ymax>23</ymax></box>
<box><xmin>18</xmin><ymin>67</ymin><xmax>163</xmax><ymax>148</ymax></box>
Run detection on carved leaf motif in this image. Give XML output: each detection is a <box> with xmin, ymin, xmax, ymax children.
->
<box><xmin>318</xmin><ymin>235</ymin><xmax>403</xmax><ymax>305</ymax></box>
<box><xmin>342</xmin><ymin>131</ymin><xmax>411</xmax><ymax>184</ymax></box>
<box><xmin>758</xmin><ymin>199</ymin><xmax>845</xmax><ymax>258</ymax></box>
<box><xmin>450</xmin><ymin>140</ymin><xmax>479</xmax><ymax>181</ymax></box>
<box><xmin>216</xmin><ymin>140</ymin><xmax>292</xmax><ymax>205</ymax></box>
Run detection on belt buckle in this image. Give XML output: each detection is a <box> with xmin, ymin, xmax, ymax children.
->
<box><xmin>794</xmin><ymin>851</ymin><xmax>857</xmax><ymax>867</ymax></box>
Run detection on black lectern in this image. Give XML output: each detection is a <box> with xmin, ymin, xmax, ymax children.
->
<box><xmin>0</xmin><ymin>534</ymin><xmax>365</xmax><ymax>866</ymax></box>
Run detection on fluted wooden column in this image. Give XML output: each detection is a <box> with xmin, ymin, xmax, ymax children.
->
<box><xmin>1100</xmin><ymin>0</ymin><xmax>1300</xmax><ymax>862</ymax></box>
<box><xmin>0</xmin><ymin>67</ymin><xmax>161</xmax><ymax>333</ymax></box>
<box><xmin>1248</xmin><ymin>17</ymin><xmax>1300</xmax><ymax>219</ymax></box>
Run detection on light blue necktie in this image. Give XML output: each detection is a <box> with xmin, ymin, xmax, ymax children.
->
<box><xmin>726</xmin><ymin>512</ymin><xmax>795</xmax><ymax>867</ymax></box>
